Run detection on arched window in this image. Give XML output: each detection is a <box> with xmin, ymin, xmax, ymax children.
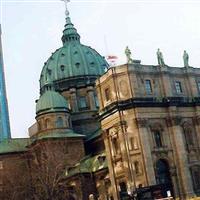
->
<box><xmin>45</xmin><ymin>119</ymin><xmax>51</xmax><ymax>129</ymax></box>
<box><xmin>75</xmin><ymin>62</ymin><xmax>80</xmax><ymax>68</ymax></box>
<box><xmin>155</xmin><ymin>159</ymin><xmax>172</xmax><ymax>185</ymax></box>
<box><xmin>37</xmin><ymin>121</ymin><xmax>41</xmax><ymax>131</ymax></box>
<box><xmin>60</xmin><ymin>65</ymin><xmax>65</xmax><ymax>72</ymax></box>
<box><xmin>105</xmin><ymin>88</ymin><xmax>111</xmax><ymax>101</ymax></box>
<box><xmin>56</xmin><ymin>117</ymin><xmax>64</xmax><ymax>128</ymax></box>
<box><xmin>79</xmin><ymin>96</ymin><xmax>87</xmax><ymax>109</ymax></box>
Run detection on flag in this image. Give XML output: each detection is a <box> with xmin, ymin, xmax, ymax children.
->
<box><xmin>107</xmin><ymin>55</ymin><xmax>118</xmax><ymax>60</ymax></box>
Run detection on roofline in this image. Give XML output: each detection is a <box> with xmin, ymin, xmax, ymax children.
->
<box><xmin>0</xmin><ymin>150</ymin><xmax>28</xmax><ymax>156</ymax></box>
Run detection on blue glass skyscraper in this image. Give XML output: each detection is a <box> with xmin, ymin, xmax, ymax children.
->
<box><xmin>0</xmin><ymin>25</ymin><xmax>11</xmax><ymax>140</ymax></box>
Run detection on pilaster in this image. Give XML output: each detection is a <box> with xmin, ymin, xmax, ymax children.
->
<box><xmin>136</xmin><ymin>118</ymin><xmax>156</xmax><ymax>186</ymax></box>
<box><xmin>116</xmin><ymin>122</ymin><xmax>134</xmax><ymax>187</ymax></box>
<box><xmin>166</xmin><ymin>116</ymin><xmax>195</xmax><ymax>199</ymax></box>
<box><xmin>160</xmin><ymin>67</ymin><xmax>172</xmax><ymax>96</ymax></box>
<box><xmin>102</xmin><ymin>130</ymin><xmax>120</xmax><ymax>200</ymax></box>
<box><xmin>185</xmin><ymin>68</ymin><xmax>198</xmax><ymax>97</ymax></box>
<box><xmin>193</xmin><ymin>116</ymin><xmax>200</xmax><ymax>151</ymax></box>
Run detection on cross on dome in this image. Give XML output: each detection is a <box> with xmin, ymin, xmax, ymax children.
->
<box><xmin>61</xmin><ymin>0</ymin><xmax>70</xmax><ymax>17</ymax></box>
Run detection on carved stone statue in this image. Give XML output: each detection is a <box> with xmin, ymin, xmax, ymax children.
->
<box><xmin>183</xmin><ymin>50</ymin><xmax>189</xmax><ymax>67</ymax></box>
<box><xmin>157</xmin><ymin>48</ymin><xmax>165</xmax><ymax>66</ymax></box>
<box><xmin>125</xmin><ymin>46</ymin><xmax>133</xmax><ymax>64</ymax></box>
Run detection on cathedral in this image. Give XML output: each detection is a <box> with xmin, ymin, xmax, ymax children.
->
<box><xmin>0</xmin><ymin>2</ymin><xmax>200</xmax><ymax>200</ymax></box>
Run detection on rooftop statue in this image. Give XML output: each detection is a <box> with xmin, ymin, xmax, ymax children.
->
<box><xmin>125</xmin><ymin>46</ymin><xmax>134</xmax><ymax>64</ymax></box>
<box><xmin>183</xmin><ymin>50</ymin><xmax>189</xmax><ymax>67</ymax></box>
<box><xmin>157</xmin><ymin>48</ymin><xmax>165</xmax><ymax>66</ymax></box>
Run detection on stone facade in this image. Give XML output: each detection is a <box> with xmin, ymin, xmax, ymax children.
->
<box><xmin>0</xmin><ymin>151</ymin><xmax>30</xmax><ymax>199</ymax></box>
<box><xmin>96</xmin><ymin>63</ymin><xmax>200</xmax><ymax>199</ymax></box>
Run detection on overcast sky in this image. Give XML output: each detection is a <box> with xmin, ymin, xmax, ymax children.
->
<box><xmin>1</xmin><ymin>0</ymin><xmax>200</xmax><ymax>138</ymax></box>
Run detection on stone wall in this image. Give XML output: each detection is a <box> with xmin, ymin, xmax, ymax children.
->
<box><xmin>96</xmin><ymin>64</ymin><xmax>200</xmax><ymax>199</ymax></box>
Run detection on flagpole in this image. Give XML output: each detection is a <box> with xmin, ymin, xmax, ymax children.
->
<box><xmin>104</xmin><ymin>35</ymin><xmax>109</xmax><ymax>57</ymax></box>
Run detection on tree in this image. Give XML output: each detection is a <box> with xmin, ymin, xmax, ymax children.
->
<box><xmin>29</xmin><ymin>139</ymin><xmax>74</xmax><ymax>200</ymax></box>
<box><xmin>0</xmin><ymin>153</ymin><xmax>31</xmax><ymax>200</ymax></box>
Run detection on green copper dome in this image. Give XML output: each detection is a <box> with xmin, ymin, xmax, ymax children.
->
<box><xmin>40</xmin><ymin>17</ymin><xmax>108</xmax><ymax>90</ymax></box>
<box><xmin>36</xmin><ymin>90</ymin><xmax>68</xmax><ymax>115</ymax></box>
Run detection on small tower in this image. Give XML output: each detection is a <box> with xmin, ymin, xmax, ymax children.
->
<box><xmin>0</xmin><ymin>25</ymin><xmax>11</xmax><ymax>140</ymax></box>
<box><xmin>35</xmin><ymin>89</ymin><xmax>72</xmax><ymax>136</ymax></box>
<box><xmin>33</xmin><ymin>88</ymin><xmax>85</xmax><ymax>159</ymax></box>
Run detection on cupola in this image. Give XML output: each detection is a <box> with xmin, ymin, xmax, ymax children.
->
<box><xmin>35</xmin><ymin>89</ymin><xmax>72</xmax><ymax>135</ymax></box>
<box><xmin>36</xmin><ymin>90</ymin><xmax>69</xmax><ymax>115</ymax></box>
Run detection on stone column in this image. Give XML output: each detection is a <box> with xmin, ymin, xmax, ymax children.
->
<box><xmin>136</xmin><ymin>118</ymin><xmax>156</xmax><ymax>186</ymax></box>
<box><xmin>166</xmin><ymin>116</ymin><xmax>195</xmax><ymax>199</ymax></box>
<box><xmin>87</xmin><ymin>86</ymin><xmax>96</xmax><ymax>110</ymax></box>
<box><xmin>69</xmin><ymin>88</ymin><xmax>78</xmax><ymax>112</ymax></box>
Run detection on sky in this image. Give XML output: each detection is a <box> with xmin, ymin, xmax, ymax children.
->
<box><xmin>1</xmin><ymin>0</ymin><xmax>200</xmax><ymax>138</ymax></box>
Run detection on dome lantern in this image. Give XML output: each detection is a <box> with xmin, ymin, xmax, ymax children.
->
<box><xmin>61</xmin><ymin>0</ymin><xmax>80</xmax><ymax>44</ymax></box>
<box><xmin>62</xmin><ymin>17</ymin><xmax>80</xmax><ymax>44</ymax></box>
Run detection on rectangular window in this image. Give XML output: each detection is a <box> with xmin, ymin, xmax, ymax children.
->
<box><xmin>105</xmin><ymin>88</ymin><xmax>111</xmax><ymax>101</ymax></box>
<box><xmin>175</xmin><ymin>81</ymin><xmax>183</xmax><ymax>94</ymax></box>
<box><xmin>79</xmin><ymin>96</ymin><xmax>87</xmax><ymax>109</ymax></box>
<box><xmin>145</xmin><ymin>80</ymin><xmax>152</xmax><ymax>94</ymax></box>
